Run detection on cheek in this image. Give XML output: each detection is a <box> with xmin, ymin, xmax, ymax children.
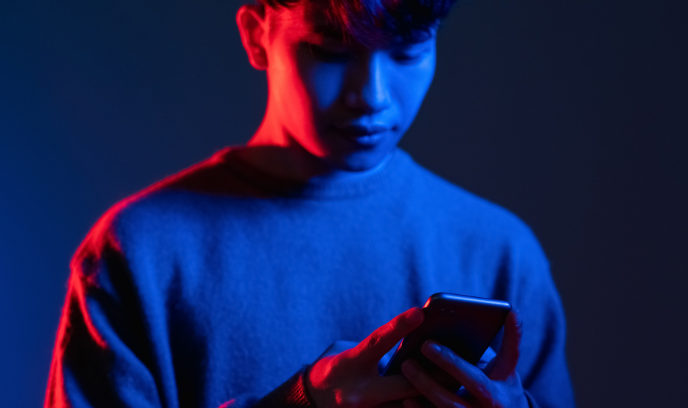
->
<box><xmin>270</xmin><ymin>49</ymin><xmax>326</xmax><ymax>134</ymax></box>
<box><xmin>393</xmin><ymin>57</ymin><xmax>436</xmax><ymax>126</ymax></box>
<box><xmin>300</xmin><ymin>62</ymin><xmax>346</xmax><ymax>111</ymax></box>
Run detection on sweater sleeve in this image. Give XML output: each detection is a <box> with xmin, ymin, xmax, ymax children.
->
<box><xmin>245</xmin><ymin>368</ymin><xmax>313</xmax><ymax>408</ymax></box>
<box><xmin>44</xmin><ymin>218</ymin><xmax>314</xmax><ymax>408</ymax></box>
<box><xmin>505</xmin><ymin>227</ymin><xmax>576</xmax><ymax>408</ymax></box>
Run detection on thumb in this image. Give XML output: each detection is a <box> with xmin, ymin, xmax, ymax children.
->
<box><xmin>487</xmin><ymin>308</ymin><xmax>523</xmax><ymax>380</ymax></box>
<box><xmin>349</xmin><ymin>307</ymin><xmax>423</xmax><ymax>364</ymax></box>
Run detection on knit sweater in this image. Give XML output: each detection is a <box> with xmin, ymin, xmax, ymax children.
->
<box><xmin>45</xmin><ymin>147</ymin><xmax>575</xmax><ymax>408</ymax></box>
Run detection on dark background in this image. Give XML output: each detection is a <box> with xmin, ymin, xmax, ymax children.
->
<box><xmin>1</xmin><ymin>0</ymin><xmax>686</xmax><ymax>406</ymax></box>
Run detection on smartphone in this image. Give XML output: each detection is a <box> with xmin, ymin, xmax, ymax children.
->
<box><xmin>380</xmin><ymin>292</ymin><xmax>511</xmax><ymax>392</ymax></box>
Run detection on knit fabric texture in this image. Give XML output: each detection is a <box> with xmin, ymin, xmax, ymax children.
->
<box><xmin>45</xmin><ymin>148</ymin><xmax>575</xmax><ymax>408</ymax></box>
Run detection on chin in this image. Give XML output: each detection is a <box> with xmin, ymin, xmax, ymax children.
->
<box><xmin>335</xmin><ymin>149</ymin><xmax>391</xmax><ymax>172</ymax></box>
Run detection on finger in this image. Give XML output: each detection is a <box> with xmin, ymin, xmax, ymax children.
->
<box><xmin>374</xmin><ymin>401</ymin><xmax>407</xmax><ymax>408</ymax></box>
<box><xmin>401</xmin><ymin>359</ymin><xmax>468</xmax><ymax>408</ymax></box>
<box><xmin>316</xmin><ymin>340</ymin><xmax>359</xmax><ymax>360</ymax></box>
<box><xmin>403</xmin><ymin>397</ymin><xmax>452</xmax><ymax>408</ymax></box>
<box><xmin>452</xmin><ymin>395</ymin><xmax>476</xmax><ymax>408</ymax></box>
<box><xmin>362</xmin><ymin>374</ymin><xmax>421</xmax><ymax>406</ymax></box>
<box><xmin>488</xmin><ymin>308</ymin><xmax>523</xmax><ymax>380</ymax></box>
<box><xmin>402</xmin><ymin>398</ymin><xmax>422</xmax><ymax>408</ymax></box>
<box><xmin>454</xmin><ymin>390</ymin><xmax>480</xmax><ymax>408</ymax></box>
<box><xmin>350</xmin><ymin>307</ymin><xmax>424</xmax><ymax>364</ymax></box>
<box><xmin>404</xmin><ymin>396</ymin><xmax>476</xmax><ymax>408</ymax></box>
<box><xmin>420</xmin><ymin>341</ymin><xmax>496</xmax><ymax>407</ymax></box>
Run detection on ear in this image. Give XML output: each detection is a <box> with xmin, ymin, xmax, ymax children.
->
<box><xmin>236</xmin><ymin>4</ymin><xmax>269</xmax><ymax>70</ymax></box>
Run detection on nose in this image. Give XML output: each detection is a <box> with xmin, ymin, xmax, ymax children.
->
<box><xmin>344</xmin><ymin>52</ymin><xmax>392</xmax><ymax>114</ymax></box>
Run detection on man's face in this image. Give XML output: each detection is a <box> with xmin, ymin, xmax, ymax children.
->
<box><xmin>262</xmin><ymin>3</ymin><xmax>437</xmax><ymax>171</ymax></box>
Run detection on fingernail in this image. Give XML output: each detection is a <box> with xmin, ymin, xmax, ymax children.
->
<box><xmin>513</xmin><ymin>308</ymin><xmax>523</xmax><ymax>327</ymax></box>
<box><xmin>423</xmin><ymin>341</ymin><xmax>441</xmax><ymax>356</ymax></box>
<box><xmin>406</xmin><ymin>308</ymin><xmax>422</xmax><ymax>325</ymax></box>
<box><xmin>402</xmin><ymin>360</ymin><xmax>418</xmax><ymax>376</ymax></box>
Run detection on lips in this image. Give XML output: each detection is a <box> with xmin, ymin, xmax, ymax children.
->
<box><xmin>330</xmin><ymin>124</ymin><xmax>391</xmax><ymax>146</ymax></box>
<box><xmin>334</xmin><ymin>124</ymin><xmax>390</xmax><ymax>137</ymax></box>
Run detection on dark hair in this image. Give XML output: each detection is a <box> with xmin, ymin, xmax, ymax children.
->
<box><xmin>257</xmin><ymin>0</ymin><xmax>458</xmax><ymax>46</ymax></box>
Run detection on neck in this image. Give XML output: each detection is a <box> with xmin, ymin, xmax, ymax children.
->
<box><xmin>243</xmin><ymin>116</ymin><xmax>391</xmax><ymax>181</ymax></box>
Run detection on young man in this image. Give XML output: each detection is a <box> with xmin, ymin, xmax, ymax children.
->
<box><xmin>45</xmin><ymin>0</ymin><xmax>576</xmax><ymax>407</ymax></box>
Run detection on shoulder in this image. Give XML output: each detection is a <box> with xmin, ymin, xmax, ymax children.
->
<box><xmin>401</xmin><ymin>151</ymin><xmax>543</xmax><ymax>255</ymax></box>
<box><xmin>400</xmin><ymin>154</ymin><xmax>555</xmax><ymax>305</ymax></box>
<box><xmin>72</xmin><ymin>149</ymin><xmax>243</xmax><ymax>272</ymax></box>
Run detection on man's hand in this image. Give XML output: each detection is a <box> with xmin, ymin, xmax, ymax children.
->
<box><xmin>400</xmin><ymin>310</ymin><xmax>529</xmax><ymax>408</ymax></box>
<box><xmin>306</xmin><ymin>308</ymin><xmax>425</xmax><ymax>408</ymax></box>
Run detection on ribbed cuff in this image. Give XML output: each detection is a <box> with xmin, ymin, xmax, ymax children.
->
<box><xmin>251</xmin><ymin>366</ymin><xmax>315</xmax><ymax>408</ymax></box>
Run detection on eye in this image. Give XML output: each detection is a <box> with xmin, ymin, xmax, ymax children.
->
<box><xmin>392</xmin><ymin>52</ymin><xmax>424</xmax><ymax>64</ymax></box>
<box><xmin>308</xmin><ymin>43</ymin><xmax>352</xmax><ymax>63</ymax></box>
<box><xmin>390</xmin><ymin>42</ymin><xmax>431</xmax><ymax>64</ymax></box>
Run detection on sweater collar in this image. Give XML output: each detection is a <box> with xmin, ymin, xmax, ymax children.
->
<box><xmin>215</xmin><ymin>147</ymin><xmax>411</xmax><ymax>199</ymax></box>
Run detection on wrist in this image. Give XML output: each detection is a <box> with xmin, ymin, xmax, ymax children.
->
<box><xmin>252</xmin><ymin>367</ymin><xmax>314</xmax><ymax>408</ymax></box>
